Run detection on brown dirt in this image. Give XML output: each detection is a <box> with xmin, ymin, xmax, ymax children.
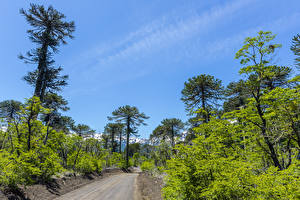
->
<box><xmin>137</xmin><ymin>172</ymin><xmax>163</xmax><ymax>200</ymax></box>
<box><xmin>0</xmin><ymin>168</ymin><xmax>124</xmax><ymax>200</ymax></box>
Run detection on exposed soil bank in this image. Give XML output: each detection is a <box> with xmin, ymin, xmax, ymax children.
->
<box><xmin>0</xmin><ymin>168</ymin><xmax>124</xmax><ymax>200</ymax></box>
<box><xmin>137</xmin><ymin>172</ymin><xmax>163</xmax><ymax>200</ymax></box>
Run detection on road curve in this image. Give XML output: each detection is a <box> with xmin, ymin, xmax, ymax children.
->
<box><xmin>54</xmin><ymin>173</ymin><xmax>138</xmax><ymax>200</ymax></box>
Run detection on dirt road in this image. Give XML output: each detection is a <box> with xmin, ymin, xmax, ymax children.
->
<box><xmin>54</xmin><ymin>173</ymin><xmax>139</xmax><ymax>200</ymax></box>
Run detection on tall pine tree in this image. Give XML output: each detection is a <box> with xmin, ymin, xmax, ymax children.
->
<box><xmin>19</xmin><ymin>4</ymin><xmax>75</xmax><ymax>101</ymax></box>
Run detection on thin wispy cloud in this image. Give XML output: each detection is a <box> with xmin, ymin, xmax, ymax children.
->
<box><xmin>66</xmin><ymin>0</ymin><xmax>300</xmax><ymax>96</ymax></box>
<box><xmin>73</xmin><ymin>0</ymin><xmax>253</xmax><ymax>79</ymax></box>
<box><xmin>194</xmin><ymin>12</ymin><xmax>300</xmax><ymax>59</ymax></box>
<box><xmin>85</xmin><ymin>0</ymin><xmax>253</xmax><ymax>72</ymax></box>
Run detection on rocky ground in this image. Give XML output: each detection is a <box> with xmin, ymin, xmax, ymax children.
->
<box><xmin>137</xmin><ymin>172</ymin><xmax>164</xmax><ymax>200</ymax></box>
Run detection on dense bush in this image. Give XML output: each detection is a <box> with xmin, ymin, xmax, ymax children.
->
<box><xmin>0</xmin><ymin>98</ymin><xmax>107</xmax><ymax>187</ymax></box>
<box><xmin>75</xmin><ymin>154</ymin><xmax>96</xmax><ymax>174</ymax></box>
<box><xmin>163</xmin><ymin>131</ymin><xmax>300</xmax><ymax>199</ymax></box>
<box><xmin>163</xmin><ymin>31</ymin><xmax>300</xmax><ymax>199</ymax></box>
<box><xmin>141</xmin><ymin>160</ymin><xmax>155</xmax><ymax>172</ymax></box>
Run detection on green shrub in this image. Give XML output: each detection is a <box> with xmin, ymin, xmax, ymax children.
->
<box><xmin>141</xmin><ymin>161</ymin><xmax>155</xmax><ymax>172</ymax></box>
<box><xmin>0</xmin><ymin>151</ymin><xmax>26</xmax><ymax>187</ymax></box>
<box><xmin>92</xmin><ymin>157</ymin><xmax>104</xmax><ymax>173</ymax></box>
<box><xmin>162</xmin><ymin>134</ymin><xmax>300</xmax><ymax>200</ymax></box>
<box><xmin>75</xmin><ymin>154</ymin><xmax>96</xmax><ymax>174</ymax></box>
<box><xmin>110</xmin><ymin>152</ymin><xmax>122</xmax><ymax>167</ymax></box>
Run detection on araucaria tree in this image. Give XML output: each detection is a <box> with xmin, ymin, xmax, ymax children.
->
<box><xmin>181</xmin><ymin>74</ymin><xmax>223</xmax><ymax>124</ymax></box>
<box><xmin>19</xmin><ymin>4</ymin><xmax>75</xmax><ymax>101</ymax></box>
<box><xmin>104</xmin><ymin>123</ymin><xmax>124</xmax><ymax>153</ymax></box>
<box><xmin>291</xmin><ymin>34</ymin><xmax>300</xmax><ymax>69</ymax></box>
<box><xmin>109</xmin><ymin>105</ymin><xmax>149</xmax><ymax>168</ymax></box>
<box><xmin>0</xmin><ymin>100</ymin><xmax>23</xmax><ymax>122</ymax></box>
<box><xmin>73</xmin><ymin>124</ymin><xmax>95</xmax><ymax>138</ymax></box>
<box><xmin>223</xmin><ymin>79</ymin><xmax>250</xmax><ymax>112</ymax></box>
<box><xmin>151</xmin><ymin>118</ymin><xmax>184</xmax><ymax>148</ymax></box>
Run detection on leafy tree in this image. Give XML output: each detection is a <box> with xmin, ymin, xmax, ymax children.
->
<box><xmin>163</xmin><ymin>121</ymin><xmax>300</xmax><ymax>199</ymax></box>
<box><xmin>40</xmin><ymin>93</ymin><xmax>70</xmax><ymax>143</ymax></box>
<box><xmin>262</xmin><ymin>87</ymin><xmax>300</xmax><ymax>160</ymax></box>
<box><xmin>163</xmin><ymin>31</ymin><xmax>300</xmax><ymax>199</ymax></box>
<box><xmin>108</xmin><ymin>105</ymin><xmax>149</xmax><ymax>168</ymax></box>
<box><xmin>181</xmin><ymin>74</ymin><xmax>224</xmax><ymax>123</ymax></box>
<box><xmin>19</xmin><ymin>4</ymin><xmax>75</xmax><ymax>101</ymax></box>
<box><xmin>0</xmin><ymin>97</ymin><xmax>106</xmax><ymax>187</ymax></box>
<box><xmin>132</xmin><ymin>152</ymin><xmax>141</xmax><ymax>166</ymax></box>
<box><xmin>235</xmin><ymin>31</ymin><xmax>292</xmax><ymax>169</ymax></box>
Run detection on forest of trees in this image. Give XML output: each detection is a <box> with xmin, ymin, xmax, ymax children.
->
<box><xmin>0</xmin><ymin>3</ymin><xmax>299</xmax><ymax>200</ymax></box>
<box><xmin>160</xmin><ymin>32</ymin><xmax>300</xmax><ymax>199</ymax></box>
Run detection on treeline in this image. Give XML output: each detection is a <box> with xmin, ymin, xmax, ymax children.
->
<box><xmin>147</xmin><ymin>31</ymin><xmax>299</xmax><ymax>199</ymax></box>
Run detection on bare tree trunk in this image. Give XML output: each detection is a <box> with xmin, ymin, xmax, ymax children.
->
<box><xmin>256</xmin><ymin>98</ymin><xmax>282</xmax><ymax>170</ymax></box>
<box><xmin>126</xmin><ymin>118</ymin><xmax>130</xmax><ymax>168</ymax></box>
<box><xmin>34</xmin><ymin>29</ymin><xmax>50</xmax><ymax>101</ymax></box>
<box><xmin>119</xmin><ymin>131</ymin><xmax>122</xmax><ymax>153</ymax></box>
<box><xmin>111</xmin><ymin>128</ymin><xmax>115</xmax><ymax>153</ymax></box>
<box><xmin>73</xmin><ymin>143</ymin><xmax>82</xmax><ymax>170</ymax></box>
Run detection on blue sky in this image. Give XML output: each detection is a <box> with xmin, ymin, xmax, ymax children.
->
<box><xmin>0</xmin><ymin>0</ymin><xmax>299</xmax><ymax>138</ymax></box>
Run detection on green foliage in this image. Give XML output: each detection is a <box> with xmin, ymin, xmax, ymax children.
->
<box><xmin>133</xmin><ymin>152</ymin><xmax>140</xmax><ymax>166</ymax></box>
<box><xmin>163</xmin><ymin>31</ymin><xmax>300</xmax><ymax>199</ymax></box>
<box><xmin>75</xmin><ymin>153</ymin><xmax>96</xmax><ymax>174</ymax></box>
<box><xmin>235</xmin><ymin>31</ymin><xmax>281</xmax><ymax>65</ymax></box>
<box><xmin>0</xmin><ymin>97</ymin><xmax>107</xmax><ymax>188</ymax></box>
<box><xmin>110</xmin><ymin>152</ymin><xmax>122</xmax><ymax>167</ymax></box>
<box><xmin>163</xmin><ymin>123</ymin><xmax>300</xmax><ymax>200</ymax></box>
<box><xmin>141</xmin><ymin>160</ymin><xmax>155</xmax><ymax>172</ymax></box>
<box><xmin>0</xmin><ymin>151</ymin><xmax>28</xmax><ymax>187</ymax></box>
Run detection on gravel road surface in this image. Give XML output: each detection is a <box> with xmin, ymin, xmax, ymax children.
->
<box><xmin>54</xmin><ymin>173</ymin><xmax>138</xmax><ymax>200</ymax></box>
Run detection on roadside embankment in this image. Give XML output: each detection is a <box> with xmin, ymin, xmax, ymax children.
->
<box><xmin>137</xmin><ymin>172</ymin><xmax>164</xmax><ymax>200</ymax></box>
<box><xmin>0</xmin><ymin>168</ymin><xmax>124</xmax><ymax>200</ymax></box>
